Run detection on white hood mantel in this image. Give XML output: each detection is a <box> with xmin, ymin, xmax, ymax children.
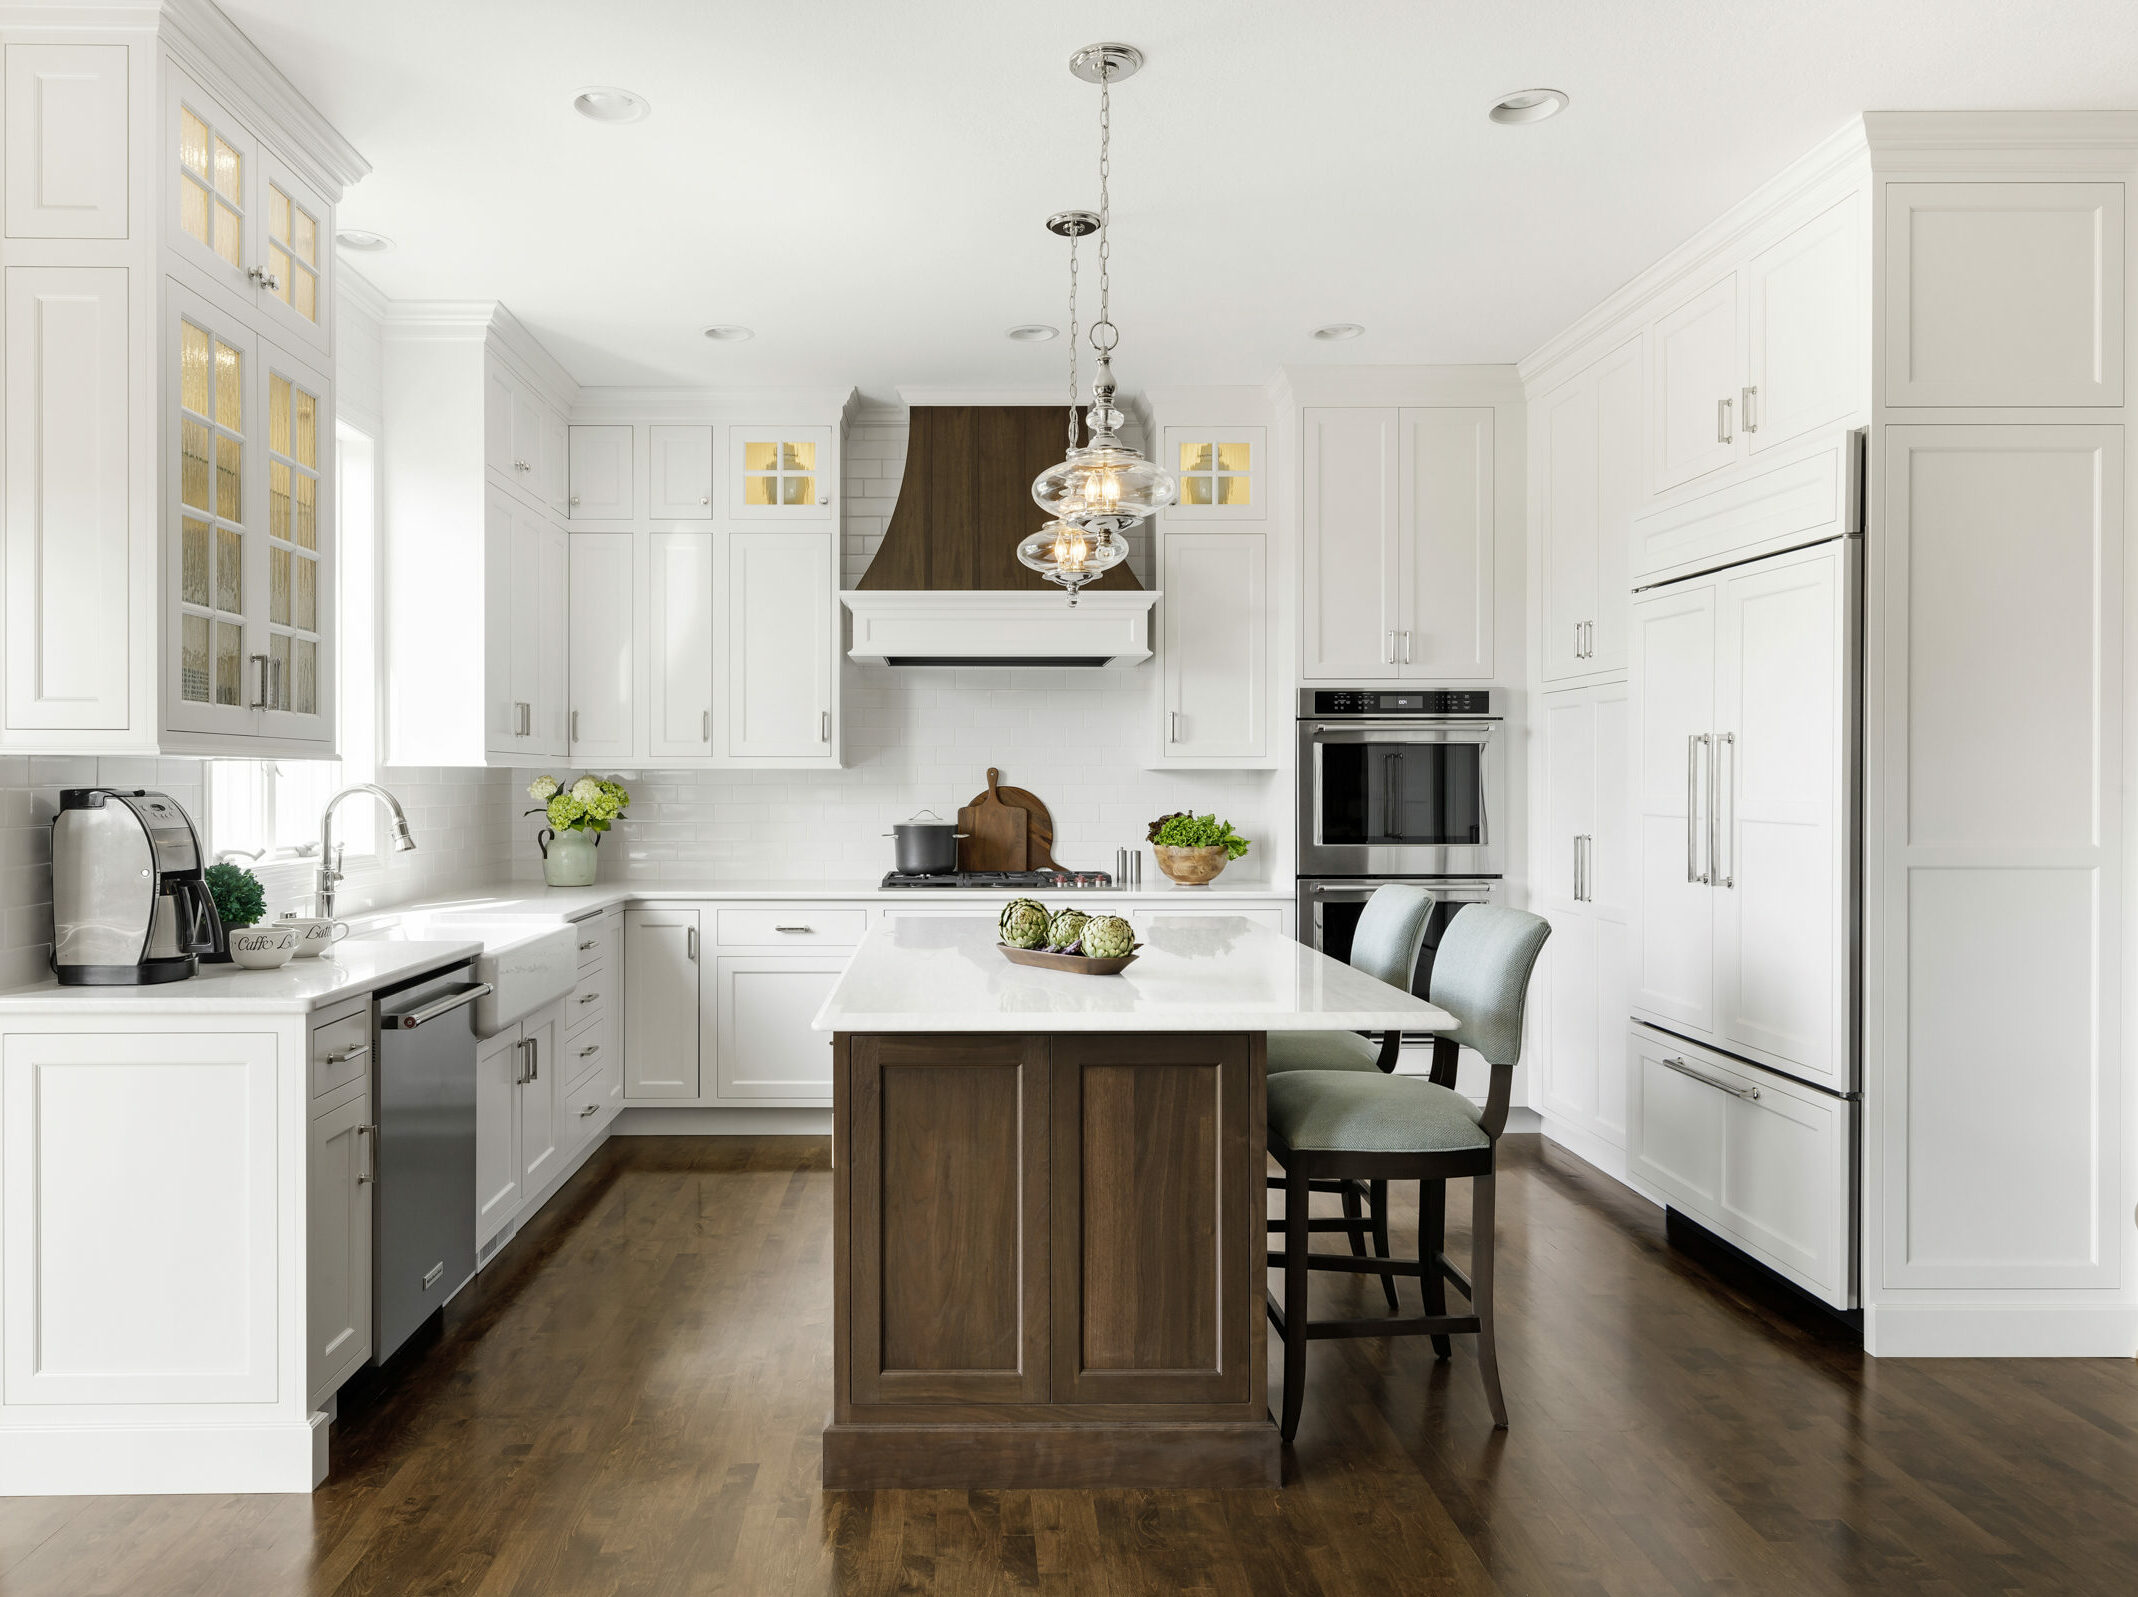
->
<box><xmin>840</xmin><ymin>589</ymin><xmax>1157</xmax><ymax>668</ymax></box>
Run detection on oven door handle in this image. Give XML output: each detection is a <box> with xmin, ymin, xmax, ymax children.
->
<box><xmin>1303</xmin><ymin>722</ymin><xmax>1498</xmax><ymax>745</ymax></box>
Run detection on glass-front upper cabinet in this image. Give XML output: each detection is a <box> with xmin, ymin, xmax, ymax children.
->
<box><xmin>255</xmin><ymin>152</ymin><xmax>331</xmax><ymax>354</ymax></box>
<box><xmin>729</xmin><ymin>425</ymin><xmax>833</xmax><ymax>519</ymax></box>
<box><xmin>260</xmin><ymin>346</ymin><xmax>332</xmax><ymax>741</ymax></box>
<box><xmin>1164</xmin><ymin>426</ymin><xmax>1265</xmax><ymax>519</ymax></box>
<box><xmin>170</xmin><ymin>72</ymin><xmax>258</xmax><ymax>306</ymax></box>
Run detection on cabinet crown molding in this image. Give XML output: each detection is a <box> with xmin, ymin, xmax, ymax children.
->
<box><xmin>570</xmin><ymin>385</ymin><xmax>858</xmax><ymax>423</ymax></box>
<box><xmin>380</xmin><ymin>300</ymin><xmax>578</xmax><ymax>410</ymax></box>
<box><xmin>1518</xmin><ymin>117</ymin><xmax>1869</xmax><ymax>393</ymax></box>
<box><xmin>1864</xmin><ymin>109</ymin><xmax>2138</xmax><ymax>171</ymax></box>
<box><xmin>157</xmin><ymin>0</ymin><xmax>371</xmax><ymax>193</ymax></box>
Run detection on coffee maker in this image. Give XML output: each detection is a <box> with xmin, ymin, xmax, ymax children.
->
<box><xmin>51</xmin><ymin>789</ymin><xmax>226</xmax><ymax>984</ymax></box>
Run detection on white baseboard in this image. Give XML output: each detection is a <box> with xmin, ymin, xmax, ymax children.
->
<box><xmin>0</xmin><ymin>1413</ymin><xmax>325</xmax><ymax>1495</ymax></box>
<box><xmin>613</xmin><ymin>1106</ymin><xmax>832</xmax><ymax>1136</ymax></box>
<box><xmin>1536</xmin><ymin>1115</ymin><xmax>1673</xmax><ymax>1210</ymax></box>
<box><xmin>1865</xmin><ymin>1302</ymin><xmax>2138</xmax><ymax>1358</ymax></box>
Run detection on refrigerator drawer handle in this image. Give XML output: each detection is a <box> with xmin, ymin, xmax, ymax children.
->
<box><xmin>1661</xmin><ymin>1054</ymin><xmax>1759</xmax><ymax>1101</ymax></box>
<box><xmin>383</xmin><ymin>980</ymin><xmax>494</xmax><ymax>1029</ymax></box>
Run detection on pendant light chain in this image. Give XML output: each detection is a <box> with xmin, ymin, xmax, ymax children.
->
<box><xmin>1092</xmin><ymin>64</ymin><xmax>1116</xmax><ymax>355</ymax></box>
<box><xmin>1066</xmin><ymin>227</ymin><xmax>1081</xmax><ymax>450</ymax></box>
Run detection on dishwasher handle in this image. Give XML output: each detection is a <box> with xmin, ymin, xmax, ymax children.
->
<box><xmin>382</xmin><ymin>980</ymin><xmax>493</xmax><ymax>1029</ymax></box>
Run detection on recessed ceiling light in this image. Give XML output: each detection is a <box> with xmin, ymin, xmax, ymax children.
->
<box><xmin>1489</xmin><ymin>88</ymin><xmax>1568</xmax><ymax>125</ymax></box>
<box><xmin>1312</xmin><ymin>323</ymin><xmax>1365</xmax><ymax>342</ymax></box>
<box><xmin>573</xmin><ymin>86</ymin><xmax>650</xmax><ymax>124</ymax></box>
<box><xmin>334</xmin><ymin>229</ymin><xmax>394</xmax><ymax>253</ymax></box>
<box><xmin>1006</xmin><ymin>324</ymin><xmax>1059</xmax><ymax>342</ymax></box>
<box><xmin>700</xmin><ymin>325</ymin><xmax>754</xmax><ymax>342</ymax></box>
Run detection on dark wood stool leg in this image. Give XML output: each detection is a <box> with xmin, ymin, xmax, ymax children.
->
<box><xmin>1368</xmin><ymin>1178</ymin><xmax>1398</xmax><ymax>1311</ymax></box>
<box><xmin>1421</xmin><ymin>1179</ymin><xmax>1450</xmax><ymax>1359</ymax></box>
<box><xmin>1472</xmin><ymin>1171</ymin><xmax>1507</xmax><ymax>1428</ymax></box>
<box><xmin>1280</xmin><ymin>1164</ymin><xmax>1312</xmax><ymax>1443</ymax></box>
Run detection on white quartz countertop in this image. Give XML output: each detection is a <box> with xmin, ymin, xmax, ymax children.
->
<box><xmin>0</xmin><ymin>939</ymin><xmax>483</xmax><ymax>1015</ymax></box>
<box><xmin>373</xmin><ymin>875</ymin><xmax>1294</xmax><ymax>919</ymax></box>
<box><xmin>812</xmin><ymin>912</ymin><xmax>1456</xmax><ymax>1035</ymax></box>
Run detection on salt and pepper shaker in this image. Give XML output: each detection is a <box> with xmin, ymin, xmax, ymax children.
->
<box><xmin>1130</xmin><ymin>849</ymin><xmax>1142</xmax><ymax>888</ymax></box>
<box><xmin>1115</xmin><ymin>846</ymin><xmax>1127</xmax><ymax>884</ymax></box>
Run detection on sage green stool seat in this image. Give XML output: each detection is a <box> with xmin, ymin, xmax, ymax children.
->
<box><xmin>1268</xmin><ymin>883</ymin><xmax>1436</xmax><ymax>1075</ymax></box>
<box><xmin>1267</xmin><ymin>903</ymin><xmax>1551</xmax><ymax>1441</ymax></box>
<box><xmin>1267</xmin><ymin>1071</ymin><xmax>1488</xmax><ymax>1154</ymax></box>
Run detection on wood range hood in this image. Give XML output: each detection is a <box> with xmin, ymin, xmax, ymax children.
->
<box><xmin>841</xmin><ymin>405</ymin><xmax>1156</xmax><ymax>668</ymax></box>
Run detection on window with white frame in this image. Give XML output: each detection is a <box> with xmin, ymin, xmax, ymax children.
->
<box><xmin>208</xmin><ymin>420</ymin><xmax>378</xmax><ymax>867</ymax></box>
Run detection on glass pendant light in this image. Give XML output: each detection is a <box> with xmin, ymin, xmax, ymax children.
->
<box><xmin>1029</xmin><ymin>43</ymin><xmax>1175</xmax><ymax>552</ymax></box>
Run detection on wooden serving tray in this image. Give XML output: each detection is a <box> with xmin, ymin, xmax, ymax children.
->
<box><xmin>997</xmin><ymin>942</ymin><xmax>1139</xmax><ymax>976</ymax></box>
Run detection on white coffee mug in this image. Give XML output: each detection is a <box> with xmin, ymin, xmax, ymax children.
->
<box><xmin>278</xmin><ymin>914</ymin><xmax>351</xmax><ymax>959</ymax></box>
<box><xmin>229</xmin><ymin>924</ymin><xmax>299</xmax><ymax>969</ymax></box>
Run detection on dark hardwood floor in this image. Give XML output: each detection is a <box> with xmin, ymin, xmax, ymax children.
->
<box><xmin>4</xmin><ymin>1133</ymin><xmax>2135</xmax><ymax>1596</ymax></box>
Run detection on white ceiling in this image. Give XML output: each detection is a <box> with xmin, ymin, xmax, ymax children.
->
<box><xmin>224</xmin><ymin>0</ymin><xmax>2138</xmax><ymax>402</ymax></box>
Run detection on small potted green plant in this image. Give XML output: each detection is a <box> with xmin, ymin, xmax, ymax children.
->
<box><xmin>1145</xmin><ymin>812</ymin><xmax>1252</xmax><ymax>886</ymax></box>
<box><xmin>203</xmin><ymin>860</ymin><xmax>265</xmax><ymax>963</ymax></box>
<box><xmin>525</xmin><ymin>775</ymin><xmax>631</xmax><ymax>887</ymax></box>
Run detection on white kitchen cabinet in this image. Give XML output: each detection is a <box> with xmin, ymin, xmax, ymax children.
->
<box><xmin>5</xmin><ymin>44</ymin><xmax>129</xmax><ymax>239</ymax></box>
<box><xmin>1302</xmin><ymin>406</ymin><xmax>1496</xmax><ymax>681</ymax></box>
<box><xmin>518</xmin><ymin>1004</ymin><xmax>562</xmax><ymax>1196</ymax></box>
<box><xmin>1744</xmin><ymin>197</ymin><xmax>1862</xmax><ymax>453</ymax></box>
<box><xmin>1154</xmin><ymin>530</ymin><xmax>1268</xmax><ymax>765</ymax></box>
<box><xmin>541</xmin><ymin>409</ymin><xmax>571</xmax><ymax>517</ymax></box>
<box><xmin>482</xmin><ymin>489</ymin><xmax>566</xmax><ymax>762</ymax></box>
<box><xmin>163</xmin><ymin>280</ymin><xmax>335</xmax><ymax>750</ymax></box>
<box><xmin>649</xmin><ymin>424</ymin><xmax>715</xmax><ymax>518</ymax></box>
<box><xmin>1651</xmin><ymin>274</ymin><xmax>1741</xmax><ymax>492</ymax></box>
<box><xmin>648</xmin><ymin>531</ymin><xmax>715</xmax><ymax>758</ymax></box>
<box><xmin>625</xmin><ymin>908</ymin><xmax>702</xmax><ymax>1099</ymax></box>
<box><xmin>306</xmin><ymin>1088</ymin><xmax>372</xmax><ymax>1410</ymax></box>
<box><xmin>1538</xmin><ymin>338</ymin><xmax>1641</xmax><ymax>684</ymax></box>
<box><xmin>252</xmin><ymin>149</ymin><xmax>331</xmax><ymax>358</ymax></box>
<box><xmin>485</xmin><ymin>357</ymin><xmax>558</xmax><ymax>504</ymax></box>
<box><xmin>475</xmin><ymin>1030</ymin><xmax>522</xmax><ymax>1253</ymax></box>
<box><xmin>714</xmin><ymin>955</ymin><xmax>842</xmax><ymax>1103</ymax></box>
<box><xmin>721</xmin><ymin>529</ymin><xmax>837</xmax><ymax>763</ymax></box>
<box><xmin>165</xmin><ymin>64</ymin><xmax>261</xmax><ymax>311</ymax></box>
<box><xmin>1628</xmin><ymin>572</ymin><xmax>1717</xmax><ymax>1038</ymax></box>
<box><xmin>728</xmin><ymin>424</ymin><xmax>833</xmax><ymax>518</ymax></box>
<box><xmin>1537</xmin><ymin>682</ymin><xmax>1631</xmax><ymax>1149</ymax></box>
<box><xmin>1629</xmin><ymin>1023</ymin><xmax>1852</xmax><ymax>1308</ymax></box>
<box><xmin>568</xmin><ymin>533</ymin><xmax>634</xmax><ymax>761</ymax></box>
<box><xmin>570</xmin><ymin>424</ymin><xmax>634</xmax><ymax>520</ymax></box>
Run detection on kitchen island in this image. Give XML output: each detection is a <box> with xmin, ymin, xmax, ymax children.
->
<box><xmin>813</xmin><ymin>911</ymin><xmax>1456</xmax><ymax>1488</ymax></box>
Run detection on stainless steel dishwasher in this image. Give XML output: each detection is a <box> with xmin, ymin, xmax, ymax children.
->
<box><xmin>373</xmin><ymin>962</ymin><xmax>490</xmax><ymax>1363</ymax></box>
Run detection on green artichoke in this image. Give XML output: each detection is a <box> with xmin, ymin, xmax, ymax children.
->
<box><xmin>1045</xmin><ymin>909</ymin><xmax>1090</xmax><ymax>951</ymax></box>
<box><xmin>999</xmin><ymin>896</ymin><xmax>1048</xmax><ymax>937</ymax></box>
<box><xmin>1000</xmin><ymin>901</ymin><xmax>1051</xmax><ymax>949</ymax></box>
<box><xmin>1079</xmin><ymin>914</ymin><xmax>1137</xmax><ymax>960</ymax></box>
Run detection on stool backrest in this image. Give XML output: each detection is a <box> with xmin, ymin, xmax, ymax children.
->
<box><xmin>1428</xmin><ymin>904</ymin><xmax>1550</xmax><ymax>1136</ymax></box>
<box><xmin>1350</xmin><ymin>884</ymin><xmax>1436</xmax><ymax>992</ymax></box>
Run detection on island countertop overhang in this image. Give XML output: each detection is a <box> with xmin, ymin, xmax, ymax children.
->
<box><xmin>812</xmin><ymin>912</ymin><xmax>1457</xmax><ymax>1035</ymax></box>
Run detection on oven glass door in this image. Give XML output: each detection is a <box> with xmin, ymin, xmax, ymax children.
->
<box><xmin>1303</xmin><ymin>723</ymin><xmax>1496</xmax><ymax>874</ymax></box>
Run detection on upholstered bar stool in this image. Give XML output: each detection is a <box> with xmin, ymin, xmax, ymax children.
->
<box><xmin>1265</xmin><ymin>904</ymin><xmax>1550</xmax><ymax>1437</ymax></box>
<box><xmin>1263</xmin><ymin>883</ymin><xmax>1435</xmax><ymax>1309</ymax></box>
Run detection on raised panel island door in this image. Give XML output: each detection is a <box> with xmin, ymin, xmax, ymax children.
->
<box><xmin>715</xmin><ymin>955</ymin><xmax>841</xmax><ymax>1102</ymax></box>
<box><xmin>1050</xmin><ymin>1034</ymin><xmax>1257</xmax><ymax>1405</ymax></box>
<box><xmin>1714</xmin><ymin>543</ymin><xmax>1848</xmax><ymax>1086</ymax></box>
<box><xmin>1301</xmin><ymin>408</ymin><xmax>1399</xmax><ymax>680</ymax></box>
<box><xmin>1539</xmin><ymin>375</ymin><xmax>1599</xmax><ymax>684</ymax></box>
<box><xmin>624</xmin><ymin>908</ymin><xmax>700</xmax><ymax>1098</ymax></box>
<box><xmin>1629</xmin><ymin>578</ymin><xmax>1718</xmax><ymax>1038</ymax></box>
<box><xmin>1652</xmin><ymin>273</ymin><xmax>1740</xmax><ymax>491</ymax></box>
<box><xmin>722</xmin><ymin>529</ymin><xmax>832</xmax><ymax>760</ymax></box>
<box><xmin>648</xmin><ymin>531</ymin><xmax>713</xmax><ymax>758</ymax></box>
<box><xmin>1160</xmin><ymin>530</ymin><xmax>1266</xmax><ymax>761</ymax></box>
<box><xmin>1398</xmin><ymin>407</ymin><xmax>1494</xmax><ymax>679</ymax></box>
<box><xmin>847</xmin><ymin>1034</ymin><xmax>1050</xmax><ymax>1405</ymax></box>
<box><xmin>568</xmin><ymin>533</ymin><xmax>633</xmax><ymax>761</ymax></box>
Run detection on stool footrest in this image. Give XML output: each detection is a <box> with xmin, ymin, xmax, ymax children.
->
<box><xmin>1267</xmin><ymin>1249</ymin><xmax>1422</xmax><ymax>1276</ymax></box>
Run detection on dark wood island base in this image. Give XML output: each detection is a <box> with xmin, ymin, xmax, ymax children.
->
<box><xmin>828</xmin><ymin>1030</ymin><xmax>1279</xmax><ymax>1489</ymax></box>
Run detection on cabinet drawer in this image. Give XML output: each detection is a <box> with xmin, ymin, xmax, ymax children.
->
<box><xmin>1628</xmin><ymin>1025</ymin><xmax>1852</xmax><ymax>1308</ymax></box>
<box><xmin>716</xmin><ymin>907</ymin><xmax>866</xmax><ymax>948</ymax></box>
<box><xmin>563</xmin><ymin>1054</ymin><xmax>620</xmax><ymax>1149</ymax></box>
<box><xmin>563</xmin><ymin>1018</ymin><xmax>611</xmax><ymax>1092</ymax></box>
<box><xmin>310</xmin><ymin>1003</ymin><xmax>372</xmax><ymax>1101</ymax></box>
<box><xmin>564</xmin><ymin>962</ymin><xmax>611</xmax><ymax>1033</ymax></box>
<box><xmin>572</xmin><ymin>912</ymin><xmax>616</xmax><ymax>971</ymax></box>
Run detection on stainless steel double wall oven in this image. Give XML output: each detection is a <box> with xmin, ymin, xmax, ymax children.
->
<box><xmin>1296</xmin><ymin>688</ymin><xmax>1502</xmax><ymax>1029</ymax></box>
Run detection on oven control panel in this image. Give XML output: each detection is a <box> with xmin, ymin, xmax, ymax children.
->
<box><xmin>1302</xmin><ymin>689</ymin><xmax>1491</xmax><ymax>716</ymax></box>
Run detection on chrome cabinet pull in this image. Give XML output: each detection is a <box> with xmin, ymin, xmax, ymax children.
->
<box><xmin>701</xmin><ymin>709</ymin><xmax>710</xmax><ymax>743</ymax></box>
<box><xmin>1401</xmin><ymin>630</ymin><xmax>1413</xmax><ymax>664</ymax></box>
<box><xmin>1714</xmin><ymin>732</ymin><xmax>1735</xmax><ymax>889</ymax></box>
<box><xmin>580</xmin><ymin>1044</ymin><xmax>600</xmax><ymax>1058</ymax></box>
<box><xmin>326</xmin><ymin>1042</ymin><xmax>371</xmax><ymax>1068</ymax></box>
<box><xmin>1584</xmin><ymin>620</ymin><xmax>1594</xmax><ymax>658</ymax></box>
<box><xmin>1661</xmin><ymin>1054</ymin><xmax>1759</xmax><ymax>1101</ymax></box>
<box><xmin>774</xmin><ymin>924</ymin><xmax>812</xmax><ymax>934</ymax></box>
<box><xmin>685</xmin><ymin>925</ymin><xmax>698</xmax><ymax>961</ymax></box>
<box><xmin>1740</xmin><ymin>385</ymin><xmax>1758</xmax><ymax>434</ymax></box>
<box><xmin>1716</xmin><ymin>396</ymin><xmax>1734</xmax><ymax>445</ymax></box>
<box><xmin>1169</xmin><ymin>710</ymin><xmax>1181</xmax><ymax>744</ymax></box>
<box><xmin>1385</xmin><ymin>631</ymin><xmax>1395</xmax><ymax>664</ymax></box>
<box><xmin>579</xmin><ymin>1103</ymin><xmax>599</xmax><ymax>1117</ymax></box>
<box><xmin>249</xmin><ymin>653</ymin><xmax>270</xmax><ymax>709</ymax></box>
<box><xmin>1574</xmin><ymin>622</ymin><xmax>1583</xmax><ymax>660</ymax></box>
<box><xmin>1686</xmin><ymin>733</ymin><xmax>1711</xmax><ymax>884</ymax></box>
<box><xmin>356</xmin><ymin>1122</ymin><xmax>376</xmax><ymax>1184</ymax></box>
<box><xmin>571</xmin><ymin>709</ymin><xmax>580</xmax><ymax>744</ymax></box>
<box><xmin>579</xmin><ymin>938</ymin><xmax>598</xmax><ymax>951</ymax></box>
<box><xmin>248</xmin><ymin>265</ymin><xmax>280</xmax><ymax>291</ymax></box>
<box><xmin>514</xmin><ymin>1038</ymin><xmax>533</xmax><ymax>1085</ymax></box>
<box><xmin>578</xmin><ymin>990</ymin><xmax>599</xmax><ymax>1005</ymax></box>
<box><xmin>529</xmin><ymin>1037</ymin><xmax>538</xmax><ymax>1082</ymax></box>
<box><xmin>820</xmin><ymin>709</ymin><xmax>831</xmax><ymax>743</ymax></box>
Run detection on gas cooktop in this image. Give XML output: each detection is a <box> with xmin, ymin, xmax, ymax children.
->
<box><xmin>880</xmin><ymin>868</ymin><xmax>1115</xmax><ymax>891</ymax></box>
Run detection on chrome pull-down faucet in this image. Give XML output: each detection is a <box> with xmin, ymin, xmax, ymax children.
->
<box><xmin>315</xmin><ymin>784</ymin><xmax>418</xmax><ymax>918</ymax></box>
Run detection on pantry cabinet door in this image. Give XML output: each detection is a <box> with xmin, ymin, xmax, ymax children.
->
<box><xmin>1629</xmin><ymin>577</ymin><xmax>1718</xmax><ymax>1037</ymax></box>
<box><xmin>1744</xmin><ymin>196</ymin><xmax>1863</xmax><ymax>456</ymax></box>
<box><xmin>648</xmin><ymin>531</ymin><xmax>715</xmax><ymax>759</ymax></box>
<box><xmin>715</xmin><ymin>955</ymin><xmax>842</xmax><ymax>1103</ymax></box>
<box><xmin>1651</xmin><ymin>273</ymin><xmax>1740</xmax><ymax>491</ymax></box>
<box><xmin>1397</xmin><ymin>407</ymin><xmax>1494</xmax><ymax>679</ymax></box>
<box><xmin>1158</xmin><ymin>530</ymin><xmax>1267</xmax><ymax>763</ymax></box>
<box><xmin>721</xmin><ymin>530</ymin><xmax>834</xmax><ymax>760</ymax></box>
<box><xmin>569</xmin><ymin>425</ymin><xmax>634</xmax><ymax>520</ymax></box>
<box><xmin>568</xmin><ymin>533</ymin><xmax>634</xmax><ymax>762</ymax></box>
<box><xmin>1589</xmin><ymin>341</ymin><xmax>1643</xmax><ymax>675</ymax></box>
<box><xmin>1537</xmin><ymin>375</ymin><xmax>1598</xmax><ymax>685</ymax></box>
<box><xmin>1301</xmin><ymin>408</ymin><xmax>1400</xmax><ymax>679</ymax></box>
<box><xmin>649</xmin><ymin>424</ymin><xmax>715</xmax><ymax>519</ymax></box>
<box><xmin>625</xmin><ymin>909</ymin><xmax>702</xmax><ymax>1098</ymax></box>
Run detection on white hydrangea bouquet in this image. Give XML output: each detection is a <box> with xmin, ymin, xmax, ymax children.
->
<box><xmin>524</xmin><ymin>774</ymin><xmax>631</xmax><ymax>886</ymax></box>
